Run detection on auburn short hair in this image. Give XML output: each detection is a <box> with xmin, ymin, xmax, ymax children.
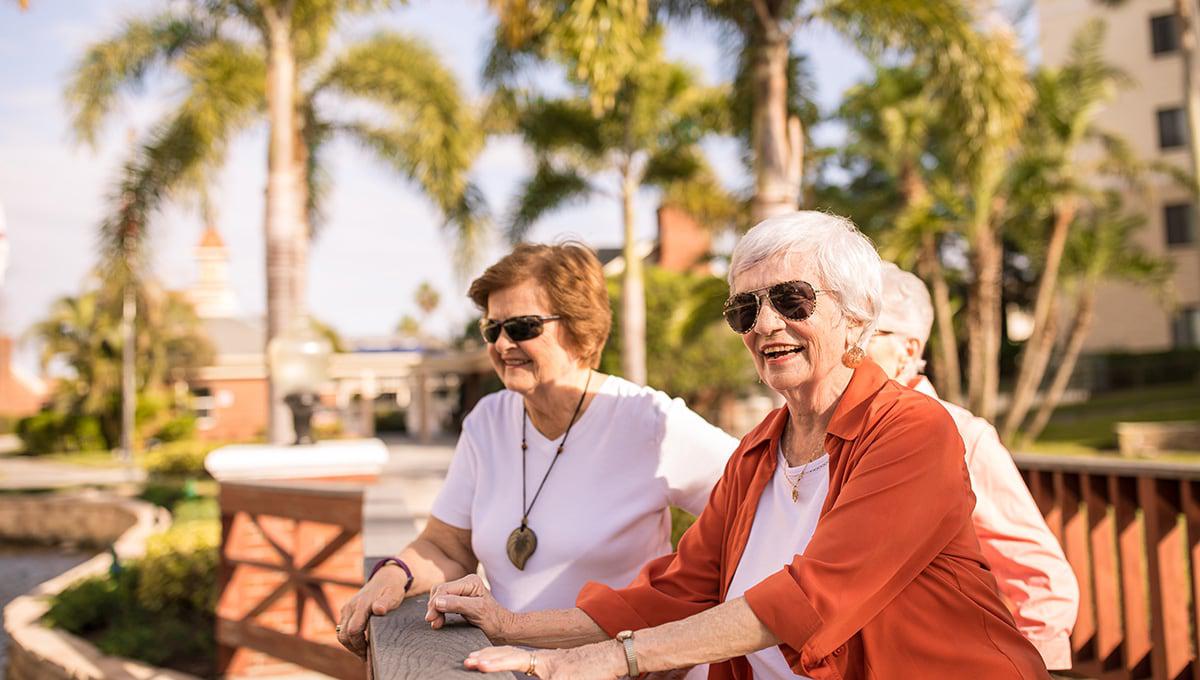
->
<box><xmin>468</xmin><ymin>242</ymin><xmax>612</xmax><ymax>368</ymax></box>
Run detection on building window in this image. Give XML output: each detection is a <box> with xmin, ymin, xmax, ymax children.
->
<box><xmin>1165</xmin><ymin>203</ymin><xmax>1194</xmax><ymax>245</ymax></box>
<box><xmin>1172</xmin><ymin>307</ymin><xmax>1200</xmax><ymax>348</ymax></box>
<box><xmin>1151</xmin><ymin>14</ymin><xmax>1180</xmax><ymax>55</ymax></box>
<box><xmin>1158</xmin><ymin>107</ymin><xmax>1188</xmax><ymax>149</ymax></box>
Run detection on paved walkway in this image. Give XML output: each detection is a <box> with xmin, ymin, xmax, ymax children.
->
<box><xmin>0</xmin><ymin>448</ymin><xmax>145</xmax><ymax>491</ymax></box>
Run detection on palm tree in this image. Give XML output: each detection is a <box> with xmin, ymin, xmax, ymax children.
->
<box><xmin>67</xmin><ymin>1</ymin><xmax>486</xmax><ymax>442</ymax></box>
<box><xmin>502</xmin><ymin>40</ymin><xmax>727</xmax><ymax>385</ymax></box>
<box><xmin>31</xmin><ymin>279</ymin><xmax>212</xmax><ymax>449</ymax></box>
<box><xmin>662</xmin><ymin>0</ymin><xmax>1006</xmax><ymax>222</ymax></box>
<box><xmin>832</xmin><ymin>66</ymin><xmax>966</xmax><ymax>403</ymax></box>
<box><xmin>1021</xmin><ymin>194</ymin><xmax>1172</xmax><ymax>443</ymax></box>
<box><xmin>999</xmin><ymin>20</ymin><xmax>1131</xmax><ymax>442</ymax></box>
<box><xmin>414</xmin><ymin>281</ymin><xmax>441</xmax><ymax>316</ymax></box>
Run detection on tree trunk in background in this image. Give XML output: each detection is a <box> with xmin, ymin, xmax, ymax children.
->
<box><xmin>263</xmin><ymin>7</ymin><xmax>303</xmax><ymax>444</ymax></box>
<box><xmin>916</xmin><ymin>232</ymin><xmax>964</xmax><ymax>404</ymax></box>
<box><xmin>620</xmin><ymin>171</ymin><xmax>646</xmax><ymax>385</ymax></box>
<box><xmin>1024</xmin><ymin>287</ymin><xmax>1096</xmax><ymax>443</ymax></box>
<box><xmin>967</xmin><ymin>229</ymin><xmax>1003</xmax><ymax>421</ymax></box>
<box><xmin>293</xmin><ymin>100</ymin><xmax>310</xmax><ymax>326</ymax></box>
<box><xmin>749</xmin><ymin>37</ymin><xmax>803</xmax><ymax>222</ymax></box>
<box><xmin>120</xmin><ymin>285</ymin><xmax>136</xmax><ymax>462</ymax></box>
<box><xmin>1002</xmin><ymin>199</ymin><xmax>1076</xmax><ymax>441</ymax></box>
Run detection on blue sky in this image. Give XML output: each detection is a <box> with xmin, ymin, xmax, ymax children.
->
<box><xmin>0</xmin><ymin>1</ymin><xmax>900</xmax><ymax>372</ymax></box>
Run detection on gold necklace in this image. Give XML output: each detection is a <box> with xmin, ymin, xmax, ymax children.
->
<box><xmin>782</xmin><ymin>453</ymin><xmax>829</xmax><ymax>503</ymax></box>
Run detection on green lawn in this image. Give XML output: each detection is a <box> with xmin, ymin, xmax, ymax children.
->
<box><xmin>1024</xmin><ymin>382</ymin><xmax>1200</xmax><ymax>458</ymax></box>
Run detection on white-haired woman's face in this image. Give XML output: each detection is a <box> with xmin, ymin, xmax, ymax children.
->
<box><xmin>731</xmin><ymin>254</ymin><xmax>858</xmax><ymax>394</ymax></box>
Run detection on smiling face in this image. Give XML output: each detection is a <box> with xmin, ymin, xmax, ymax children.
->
<box><xmin>484</xmin><ymin>280</ymin><xmax>583</xmax><ymax>396</ymax></box>
<box><xmin>732</xmin><ymin>253</ymin><xmax>861</xmax><ymax>394</ymax></box>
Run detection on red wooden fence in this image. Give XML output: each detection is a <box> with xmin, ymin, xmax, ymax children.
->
<box><xmin>1015</xmin><ymin>453</ymin><xmax>1200</xmax><ymax>680</ymax></box>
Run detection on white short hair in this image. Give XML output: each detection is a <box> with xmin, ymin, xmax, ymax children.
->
<box><xmin>878</xmin><ymin>262</ymin><xmax>935</xmax><ymax>348</ymax></box>
<box><xmin>729</xmin><ymin>211</ymin><xmax>883</xmax><ymax>347</ymax></box>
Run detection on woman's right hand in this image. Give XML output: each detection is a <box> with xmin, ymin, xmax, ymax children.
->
<box><xmin>425</xmin><ymin>574</ymin><xmax>514</xmax><ymax>642</ymax></box>
<box><xmin>336</xmin><ymin>564</ymin><xmax>411</xmax><ymax>659</ymax></box>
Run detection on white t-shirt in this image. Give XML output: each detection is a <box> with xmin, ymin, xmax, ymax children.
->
<box><xmin>431</xmin><ymin>374</ymin><xmax>738</xmax><ymax>613</ymax></box>
<box><xmin>725</xmin><ymin>444</ymin><xmax>830</xmax><ymax>680</ymax></box>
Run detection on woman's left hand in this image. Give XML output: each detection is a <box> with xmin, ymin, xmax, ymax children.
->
<box><xmin>464</xmin><ymin>644</ymin><xmax>623</xmax><ymax>679</ymax></box>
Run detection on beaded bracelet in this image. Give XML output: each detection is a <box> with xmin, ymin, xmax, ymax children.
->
<box><xmin>369</xmin><ymin>556</ymin><xmax>414</xmax><ymax>594</ymax></box>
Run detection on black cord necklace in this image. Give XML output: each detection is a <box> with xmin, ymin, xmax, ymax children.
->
<box><xmin>506</xmin><ymin>370</ymin><xmax>593</xmax><ymax>570</ymax></box>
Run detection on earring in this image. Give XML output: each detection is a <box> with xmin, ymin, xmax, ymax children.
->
<box><xmin>841</xmin><ymin>346</ymin><xmax>865</xmax><ymax>369</ymax></box>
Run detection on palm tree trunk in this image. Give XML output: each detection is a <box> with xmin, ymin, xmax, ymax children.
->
<box><xmin>293</xmin><ymin>102</ymin><xmax>309</xmax><ymax>326</ymax></box>
<box><xmin>1023</xmin><ymin>287</ymin><xmax>1096</xmax><ymax>443</ymax></box>
<box><xmin>120</xmin><ymin>285</ymin><xmax>135</xmax><ymax>461</ymax></box>
<box><xmin>620</xmin><ymin>171</ymin><xmax>646</xmax><ymax>385</ymax></box>
<box><xmin>263</xmin><ymin>5</ymin><xmax>303</xmax><ymax>444</ymax></box>
<box><xmin>967</xmin><ymin>227</ymin><xmax>1003</xmax><ymax>420</ymax></box>
<box><xmin>1001</xmin><ymin>198</ymin><xmax>1076</xmax><ymax>441</ymax></box>
<box><xmin>916</xmin><ymin>232</ymin><xmax>963</xmax><ymax>404</ymax></box>
<box><xmin>749</xmin><ymin>36</ymin><xmax>803</xmax><ymax>223</ymax></box>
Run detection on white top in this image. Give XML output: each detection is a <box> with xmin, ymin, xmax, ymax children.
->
<box><xmin>726</xmin><ymin>444</ymin><xmax>830</xmax><ymax>680</ymax></box>
<box><xmin>431</xmin><ymin>374</ymin><xmax>738</xmax><ymax>613</ymax></box>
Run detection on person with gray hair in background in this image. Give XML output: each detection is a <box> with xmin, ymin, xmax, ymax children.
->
<box><xmin>866</xmin><ymin>261</ymin><xmax>1080</xmax><ymax>670</ymax></box>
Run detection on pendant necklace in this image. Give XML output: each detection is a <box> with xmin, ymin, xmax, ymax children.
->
<box><xmin>783</xmin><ymin>455</ymin><xmax>829</xmax><ymax>503</ymax></box>
<box><xmin>506</xmin><ymin>371</ymin><xmax>593</xmax><ymax>570</ymax></box>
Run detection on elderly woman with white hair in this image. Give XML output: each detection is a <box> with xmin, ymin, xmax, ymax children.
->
<box><xmin>425</xmin><ymin>212</ymin><xmax>1049</xmax><ymax>679</ymax></box>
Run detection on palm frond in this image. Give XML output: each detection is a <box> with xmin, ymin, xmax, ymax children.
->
<box><xmin>64</xmin><ymin>11</ymin><xmax>214</xmax><ymax>147</ymax></box>
<box><xmin>98</xmin><ymin>40</ymin><xmax>264</xmax><ymax>277</ymax></box>
<box><xmin>517</xmin><ymin>97</ymin><xmax>608</xmax><ymax>156</ymax></box>
<box><xmin>506</xmin><ymin>161</ymin><xmax>593</xmax><ymax>243</ymax></box>
<box><xmin>322</xmin><ymin>32</ymin><xmax>488</xmax><ymax>265</ymax></box>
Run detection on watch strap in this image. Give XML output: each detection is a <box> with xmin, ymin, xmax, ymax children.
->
<box><xmin>370</xmin><ymin>557</ymin><xmax>414</xmax><ymax>593</ymax></box>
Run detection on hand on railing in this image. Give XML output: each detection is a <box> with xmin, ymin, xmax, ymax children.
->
<box><xmin>424</xmin><ymin>574</ymin><xmax>515</xmax><ymax>641</ymax></box>
<box><xmin>337</xmin><ymin>563</ymin><xmax>412</xmax><ymax>659</ymax></box>
<box><xmin>461</xmin><ymin>642</ymin><xmax>692</xmax><ymax>679</ymax></box>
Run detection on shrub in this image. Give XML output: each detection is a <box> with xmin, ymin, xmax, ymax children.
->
<box><xmin>142</xmin><ymin>440</ymin><xmax>219</xmax><ymax>477</ymax></box>
<box><xmin>137</xmin><ymin>522</ymin><xmax>220</xmax><ymax>614</ymax></box>
<box><xmin>153</xmin><ymin>415</ymin><xmax>196</xmax><ymax>443</ymax></box>
<box><xmin>44</xmin><ymin>520</ymin><xmax>220</xmax><ymax>677</ymax></box>
<box><xmin>16</xmin><ymin>411</ymin><xmax>106</xmax><ymax>454</ymax></box>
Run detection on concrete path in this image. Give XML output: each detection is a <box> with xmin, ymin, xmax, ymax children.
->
<box><xmin>364</xmin><ymin>435</ymin><xmax>456</xmax><ymax>558</ymax></box>
<box><xmin>0</xmin><ymin>455</ymin><xmax>145</xmax><ymax>491</ymax></box>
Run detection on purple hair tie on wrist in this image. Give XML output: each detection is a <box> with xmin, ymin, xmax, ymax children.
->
<box><xmin>370</xmin><ymin>557</ymin><xmax>414</xmax><ymax>593</ymax></box>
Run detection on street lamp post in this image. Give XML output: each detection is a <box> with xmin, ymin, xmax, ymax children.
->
<box><xmin>266</xmin><ymin>316</ymin><xmax>332</xmax><ymax>445</ymax></box>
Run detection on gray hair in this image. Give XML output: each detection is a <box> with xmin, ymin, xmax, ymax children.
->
<box><xmin>728</xmin><ymin>211</ymin><xmax>883</xmax><ymax>348</ymax></box>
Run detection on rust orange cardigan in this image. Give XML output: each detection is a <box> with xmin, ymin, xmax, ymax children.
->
<box><xmin>577</xmin><ymin>361</ymin><xmax>1050</xmax><ymax>679</ymax></box>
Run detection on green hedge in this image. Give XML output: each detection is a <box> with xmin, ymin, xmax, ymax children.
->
<box><xmin>142</xmin><ymin>440</ymin><xmax>222</xmax><ymax>477</ymax></box>
<box><xmin>44</xmin><ymin>521</ymin><xmax>219</xmax><ymax>677</ymax></box>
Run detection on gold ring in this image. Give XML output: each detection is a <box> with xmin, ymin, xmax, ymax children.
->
<box><xmin>526</xmin><ymin>653</ymin><xmax>537</xmax><ymax>676</ymax></box>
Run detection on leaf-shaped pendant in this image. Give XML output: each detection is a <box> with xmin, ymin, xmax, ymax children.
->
<box><xmin>507</xmin><ymin>524</ymin><xmax>538</xmax><ymax>570</ymax></box>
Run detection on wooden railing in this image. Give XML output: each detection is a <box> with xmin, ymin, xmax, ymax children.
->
<box><xmin>1014</xmin><ymin>453</ymin><xmax>1200</xmax><ymax>680</ymax></box>
<box><xmin>217</xmin><ymin>481</ymin><xmax>368</xmax><ymax>679</ymax></box>
<box><xmin>365</xmin><ymin>557</ymin><xmax>516</xmax><ymax>680</ymax></box>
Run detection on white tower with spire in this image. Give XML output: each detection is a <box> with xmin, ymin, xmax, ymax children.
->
<box><xmin>189</xmin><ymin>224</ymin><xmax>239</xmax><ymax>319</ymax></box>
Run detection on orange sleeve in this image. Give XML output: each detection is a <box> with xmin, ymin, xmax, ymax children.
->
<box><xmin>576</xmin><ymin>451</ymin><xmax>738</xmax><ymax>634</ymax></box>
<box><xmin>743</xmin><ymin>398</ymin><xmax>972</xmax><ymax>672</ymax></box>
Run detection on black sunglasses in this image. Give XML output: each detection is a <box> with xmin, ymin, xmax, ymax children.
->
<box><xmin>723</xmin><ymin>280</ymin><xmax>825</xmax><ymax>334</ymax></box>
<box><xmin>479</xmin><ymin>315</ymin><xmax>562</xmax><ymax>343</ymax></box>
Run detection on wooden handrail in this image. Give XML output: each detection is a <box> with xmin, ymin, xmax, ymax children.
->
<box><xmin>364</xmin><ymin>557</ymin><xmax>516</xmax><ymax>679</ymax></box>
<box><xmin>1013</xmin><ymin>454</ymin><xmax>1200</xmax><ymax>679</ymax></box>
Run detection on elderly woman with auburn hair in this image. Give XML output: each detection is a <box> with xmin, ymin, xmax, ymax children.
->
<box><xmin>336</xmin><ymin>242</ymin><xmax>737</xmax><ymax>663</ymax></box>
<box><xmin>427</xmin><ymin>212</ymin><xmax>1049</xmax><ymax>679</ymax></box>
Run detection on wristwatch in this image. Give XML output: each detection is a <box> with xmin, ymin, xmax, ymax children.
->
<box><xmin>615</xmin><ymin>630</ymin><xmax>638</xmax><ymax>677</ymax></box>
